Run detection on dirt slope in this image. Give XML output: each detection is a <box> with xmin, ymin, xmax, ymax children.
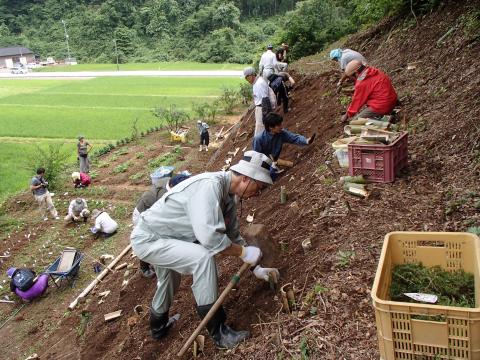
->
<box><xmin>1</xmin><ymin>1</ymin><xmax>479</xmax><ymax>359</ymax></box>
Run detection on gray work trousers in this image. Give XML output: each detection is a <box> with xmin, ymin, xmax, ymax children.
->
<box><xmin>352</xmin><ymin>106</ymin><xmax>383</xmax><ymax>120</ymax></box>
<box><xmin>79</xmin><ymin>156</ymin><xmax>89</xmax><ymax>173</ymax></box>
<box><xmin>131</xmin><ymin>228</ymin><xmax>219</xmax><ymax>315</ymax></box>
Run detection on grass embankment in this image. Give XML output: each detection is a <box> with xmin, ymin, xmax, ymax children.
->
<box><xmin>33</xmin><ymin>62</ymin><xmax>245</xmax><ymax>72</ymax></box>
<box><xmin>0</xmin><ymin>76</ymin><xmax>242</xmax><ymax>199</ymax></box>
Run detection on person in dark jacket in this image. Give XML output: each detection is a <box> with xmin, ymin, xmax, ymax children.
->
<box><xmin>253</xmin><ymin>113</ymin><xmax>315</xmax><ymax>178</ymax></box>
<box><xmin>267</xmin><ymin>72</ymin><xmax>295</xmax><ymax>114</ymax></box>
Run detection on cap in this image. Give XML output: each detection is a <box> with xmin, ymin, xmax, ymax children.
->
<box><xmin>267</xmin><ymin>44</ymin><xmax>273</xmax><ymax>49</ymax></box>
<box><xmin>329</xmin><ymin>48</ymin><xmax>342</xmax><ymax>60</ymax></box>
<box><xmin>243</xmin><ymin>67</ymin><xmax>256</xmax><ymax>77</ymax></box>
<box><xmin>230</xmin><ymin>150</ymin><xmax>273</xmax><ymax>185</ymax></box>
<box><xmin>91</xmin><ymin>209</ymin><xmax>102</xmax><ymax>220</ymax></box>
<box><xmin>71</xmin><ymin>172</ymin><xmax>80</xmax><ymax>180</ymax></box>
<box><xmin>6</xmin><ymin>267</ymin><xmax>16</xmax><ymax>278</ymax></box>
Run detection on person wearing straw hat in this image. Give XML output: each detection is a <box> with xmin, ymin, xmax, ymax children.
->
<box><xmin>90</xmin><ymin>209</ymin><xmax>118</xmax><ymax>238</ymax></box>
<box><xmin>131</xmin><ymin>150</ymin><xmax>279</xmax><ymax>349</ymax></box>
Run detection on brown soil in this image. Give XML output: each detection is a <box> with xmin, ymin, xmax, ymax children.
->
<box><xmin>1</xmin><ymin>2</ymin><xmax>480</xmax><ymax>359</ymax></box>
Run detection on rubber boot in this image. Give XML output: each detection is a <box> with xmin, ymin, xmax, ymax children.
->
<box><xmin>196</xmin><ymin>304</ymin><xmax>249</xmax><ymax>349</ymax></box>
<box><xmin>199</xmin><ymin>145</ymin><xmax>203</xmax><ymax>152</ymax></box>
<box><xmin>140</xmin><ymin>260</ymin><xmax>155</xmax><ymax>278</ymax></box>
<box><xmin>204</xmin><ymin>145</ymin><xmax>208</xmax><ymax>152</ymax></box>
<box><xmin>150</xmin><ymin>310</ymin><xmax>171</xmax><ymax>340</ymax></box>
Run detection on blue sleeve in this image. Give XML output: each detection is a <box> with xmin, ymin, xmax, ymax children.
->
<box><xmin>252</xmin><ymin>135</ymin><xmax>263</xmax><ymax>153</ymax></box>
<box><xmin>281</xmin><ymin>130</ymin><xmax>308</xmax><ymax>146</ymax></box>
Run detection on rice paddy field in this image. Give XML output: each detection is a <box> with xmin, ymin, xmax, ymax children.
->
<box><xmin>0</xmin><ymin>74</ymin><xmax>242</xmax><ymax>199</ymax></box>
<box><xmin>33</xmin><ymin>62</ymin><xmax>245</xmax><ymax>72</ymax></box>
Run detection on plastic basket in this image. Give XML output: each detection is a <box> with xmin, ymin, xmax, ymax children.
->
<box><xmin>348</xmin><ymin>131</ymin><xmax>408</xmax><ymax>183</ymax></box>
<box><xmin>371</xmin><ymin>232</ymin><xmax>480</xmax><ymax>360</ymax></box>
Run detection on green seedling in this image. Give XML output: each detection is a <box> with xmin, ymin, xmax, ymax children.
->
<box><xmin>135</xmin><ymin>152</ymin><xmax>144</xmax><ymax>159</ymax></box>
<box><xmin>114</xmin><ymin>148</ymin><xmax>128</xmax><ymax>156</ymax></box>
<box><xmin>299</xmin><ymin>337</ymin><xmax>309</xmax><ymax>360</ymax></box>
<box><xmin>146</xmin><ymin>145</ymin><xmax>156</xmax><ymax>152</ymax></box>
<box><xmin>113</xmin><ymin>161</ymin><xmax>131</xmax><ymax>174</ymax></box>
<box><xmin>129</xmin><ymin>172</ymin><xmax>144</xmax><ymax>181</ymax></box>
<box><xmin>467</xmin><ymin>226</ymin><xmax>480</xmax><ymax>236</ymax></box>
<box><xmin>339</xmin><ymin>95</ymin><xmax>350</xmax><ymax>106</ymax></box>
<box><xmin>336</xmin><ymin>250</ymin><xmax>355</xmax><ymax>268</ymax></box>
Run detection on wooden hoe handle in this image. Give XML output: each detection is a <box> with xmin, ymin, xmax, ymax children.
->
<box><xmin>177</xmin><ymin>262</ymin><xmax>251</xmax><ymax>357</ymax></box>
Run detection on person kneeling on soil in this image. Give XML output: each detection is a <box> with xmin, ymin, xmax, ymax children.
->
<box><xmin>130</xmin><ymin>151</ymin><xmax>279</xmax><ymax>349</ymax></box>
<box><xmin>340</xmin><ymin>60</ymin><xmax>398</xmax><ymax>123</ymax></box>
<box><xmin>90</xmin><ymin>209</ymin><xmax>118</xmax><ymax>238</ymax></box>
<box><xmin>253</xmin><ymin>112</ymin><xmax>315</xmax><ymax>179</ymax></box>
<box><xmin>65</xmin><ymin>198</ymin><xmax>90</xmax><ymax>223</ymax></box>
<box><xmin>7</xmin><ymin>267</ymin><xmax>49</xmax><ymax>302</ymax></box>
<box><xmin>71</xmin><ymin>171</ymin><xmax>91</xmax><ymax>188</ymax></box>
<box><xmin>132</xmin><ymin>174</ymin><xmax>191</xmax><ymax>278</ymax></box>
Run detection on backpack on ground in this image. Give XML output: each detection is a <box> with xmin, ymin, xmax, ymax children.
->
<box><xmin>10</xmin><ymin>268</ymin><xmax>36</xmax><ymax>292</ymax></box>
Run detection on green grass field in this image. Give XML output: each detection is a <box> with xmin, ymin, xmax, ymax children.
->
<box><xmin>34</xmin><ymin>62</ymin><xmax>245</xmax><ymax>72</ymax></box>
<box><xmin>0</xmin><ymin>75</ymin><xmax>242</xmax><ymax>199</ymax></box>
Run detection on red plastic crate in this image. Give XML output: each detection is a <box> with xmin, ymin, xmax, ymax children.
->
<box><xmin>348</xmin><ymin>131</ymin><xmax>408</xmax><ymax>183</ymax></box>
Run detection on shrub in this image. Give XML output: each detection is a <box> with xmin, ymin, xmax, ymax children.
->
<box><xmin>26</xmin><ymin>143</ymin><xmax>70</xmax><ymax>191</ymax></box>
<box><xmin>238</xmin><ymin>82</ymin><xmax>253</xmax><ymax>105</ymax></box>
<box><xmin>218</xmin><ymin>86</ymin><xmax>238</xmax><ymax>114</ymax></box>
<box><xmin>152</xmin><ymin>104</ymin><xmax>190</xmax><ymax>132</ymax></box>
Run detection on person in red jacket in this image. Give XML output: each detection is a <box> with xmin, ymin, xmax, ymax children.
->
<box><xmin>340</xmin><ymin>60</ymin><xmax>397</xmax><ymax>122</ymax></box>
<box><xmin>72</xmin><ymin>172</ymin><xmax>91</xmax><ymax>188</ymax></box>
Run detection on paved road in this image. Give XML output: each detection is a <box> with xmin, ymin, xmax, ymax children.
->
<box><xmin>0</xmin><ymin>70</ymin><xmax>243</xmax><ymax>79</ymax></box>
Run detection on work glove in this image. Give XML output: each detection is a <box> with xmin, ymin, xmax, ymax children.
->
<box><xmin>43</xmin><ymin>181</ymin><xmax>49</xmax><ymax>187</ymax></box>
<box><xmin>90</xmin><ymin>226</ymin><xmax>99</xmax><ymax>234</ymax></box>
<box><xmin>239</xmin><ymin>246</ymin><xmax>262</xmax><ymax>265</ymax></box>
<box><xmin>253</xmin><ymin>265</ymin><xmax>280</xmax><ymax>282</ymax></box>
<box><xmin>307</xmin><ymin>133</ymin><xmax>316</xmax><ymax>145</ymax></box>
<box><xmin>340</xmin><ymin>114</ymin><xmax>348</xmax><ymax>123</ymax></box>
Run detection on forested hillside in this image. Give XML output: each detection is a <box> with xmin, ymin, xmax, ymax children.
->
<box><xmin>0</xmin><ymin>0</ymin><xmax>443</xmax><ymax>63</ymax></box>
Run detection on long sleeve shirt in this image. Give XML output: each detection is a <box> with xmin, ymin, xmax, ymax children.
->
<box><xmin>197</xmin><ymin>122</ymin><xmax>209</xmax><ymax>135</ymax></box>
<box><xmin>68</xmin><ymin>199</ymin><xmax>87</xmax><ymax>217</ymax></box>
<box><xmin>136</xmin><ymin>171</ymin><xmax>245</xmax><ymax>255</ymax></box>
<box><xmin>259</xmin><ymin>50</ymin><xmax>278</xmax><ymax>72</ymax></box>
<box><xmin>94</xmin><ymin>212</ymin><xmax>118</xmax><ymax>234</ymax></box>
<box><xmin>339</xmin><ymin>49</ymin><xmax>367</xmax><ymax>70</ymax></box>
<box><xmin>252</xmin><ymin>129</ymin><xmax>308</xmax><ymax>161</ymax></box>
<box><xmin>347</xmin><ymin>67</ymin><xmax>398</xmax><ymax>118</ymax></box>
<box><xmin>252</xmin><ymin>76</ymin><xmax>270</xmax><ymax>106</ymax></box>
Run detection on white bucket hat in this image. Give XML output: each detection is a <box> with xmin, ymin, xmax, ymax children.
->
<box><xmin>71</xmin><ymin>172</ymin><xmax>81</xmax><ymax>180</ymax></box>
<box><xmin>80</xmin><ymin>209</ymin><xmax>90</xmax><ymax>218</ymax></box>
<box><xmin>230</xmin><ymin>150</ymin><xmax>273</xmax><ymax>185</ymax></box>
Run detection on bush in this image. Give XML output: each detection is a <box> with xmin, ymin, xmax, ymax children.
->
<box><xmin>218</xmin><ymin>86</ymin><xmax>238</xmax><ymax>114</ymax></box>
<box><xmin>238</xmin><ymin>82</ymin><xmax>253</xmax><ymax>105</ymax></box>
<box><xmin>26</xmin><ymin>143</ymin><xmax>70</xmax><ymax>191</ymax></box>
<box><xmin>152</xmin><ymin>104</ymin><xmax>190</xmax><ymax>132</ymax></box>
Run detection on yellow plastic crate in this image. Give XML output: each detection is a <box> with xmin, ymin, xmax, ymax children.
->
<box><xmin>371</xmin><ymin>232</ymin><xmax>480</xmax><ymax>360</ymax></box>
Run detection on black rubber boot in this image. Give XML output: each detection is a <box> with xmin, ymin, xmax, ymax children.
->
<box><xmin>150</xmin><ymin>310</ymin><xmax>171</xmax><ymax>340</ymax></box>
<box><xmin>196</xmin><ymin>304</ymin><xmax>250</xmax><ymax>349</ymax></box>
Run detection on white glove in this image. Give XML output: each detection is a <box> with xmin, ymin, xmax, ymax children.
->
<box><xmin>253</xmin><ymin>265</ymin><xmax>280</xmax><ymax>282</ymax></box>
<box><xmin>240</xmin><ymin>246</ymin><xmax>262</xmax><ymax>265</ymax></box>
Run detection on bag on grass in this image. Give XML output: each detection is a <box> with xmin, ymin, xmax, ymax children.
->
<box><xmin>10</xmin><ymin>268</ymin><xmax>36</xmax><ymax>292</ymax></box>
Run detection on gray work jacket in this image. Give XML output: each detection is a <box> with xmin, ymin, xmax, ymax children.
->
<box><xmin>136</xmin><ymin>171</ymin><xmax>245</xmax><ymax>254</ymax></box>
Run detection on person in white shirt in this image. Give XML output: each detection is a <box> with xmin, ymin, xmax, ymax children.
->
<box><xmin>258</xmin><ymin>44</ymin><xmax>278</xmax><ymax>80</ymax></box>
<box><xmin>64</xmin><ymin>198</ymin><xmax>90</xmax><ymax>223</ymax></box>
<box><xmin>90</xmin><ymin>209</ymin><xmax>118</xmax><ymax>238</ymax></box>
<box><xmin>243</xmin><ymin>67</ymin><xmax>276</xmax><ymax>135</ymax></box>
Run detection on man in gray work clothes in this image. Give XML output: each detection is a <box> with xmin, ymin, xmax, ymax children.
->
<box><xmin>131</xmin><ymin>151</ymin><xmax>279</xmax><ymax>349</ymax></box>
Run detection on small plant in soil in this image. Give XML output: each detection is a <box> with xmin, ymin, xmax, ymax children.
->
<box><xmin>129</xmin><ymin>172</ymin><xmax>144</xmax><ymax>182</ymax></box>
<box><xmin>98</xmin><ymin>161</ymin><xmax>109</xmax><ymax>168</ymax></box>
<box><xmin>336</xmin><ymin>250</ymin><xmax>355</xmax><ymax>268</ymax></box>
<box><xmin>390</xmin><ymin>263</ymin><xmax>475</xmax><ymax>308</ymax></box>
<box><xmin>113</xmin><ymin>161</ymin><xmax>131</xmax><ymax>174</ymax></box>
<box><xmin>467</xmin><ymin>226</ymin><xmax>480</xmax><ymax>236</ymax></box>
<box><xmin>338</xmin><ymin>95</ymin><xmax>350</xmax><ymax>107</ymax></box>
<box><xmin>146</xmin><ymin>145</ymin><xmax>156</xmax><ymax>152</ymax></box>
<box><xmin>135</xmin><ymin>152</ymin><xmax>144</xmax><ymax>159</ymax></box>
<box><xmin>114</xmin><ymin>148</ymin><xmax>128</xmax><ymax>156</ymax></box>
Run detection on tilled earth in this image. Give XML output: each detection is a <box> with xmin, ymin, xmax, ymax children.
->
<box><xmin>1</xmin><ymin>1</ymin><xmax>480</xmax><ymax>359</ymax></box>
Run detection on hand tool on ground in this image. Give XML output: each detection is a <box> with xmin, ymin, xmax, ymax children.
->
<box><xmin>177</xmin><ymin>262</ymin><xmax>250</xmax><ymax>357</ymax></box>
<box><xmin>178</xmin><ymin>224</ymin><xmax>279</xmax><ymax>357</ymax></box>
